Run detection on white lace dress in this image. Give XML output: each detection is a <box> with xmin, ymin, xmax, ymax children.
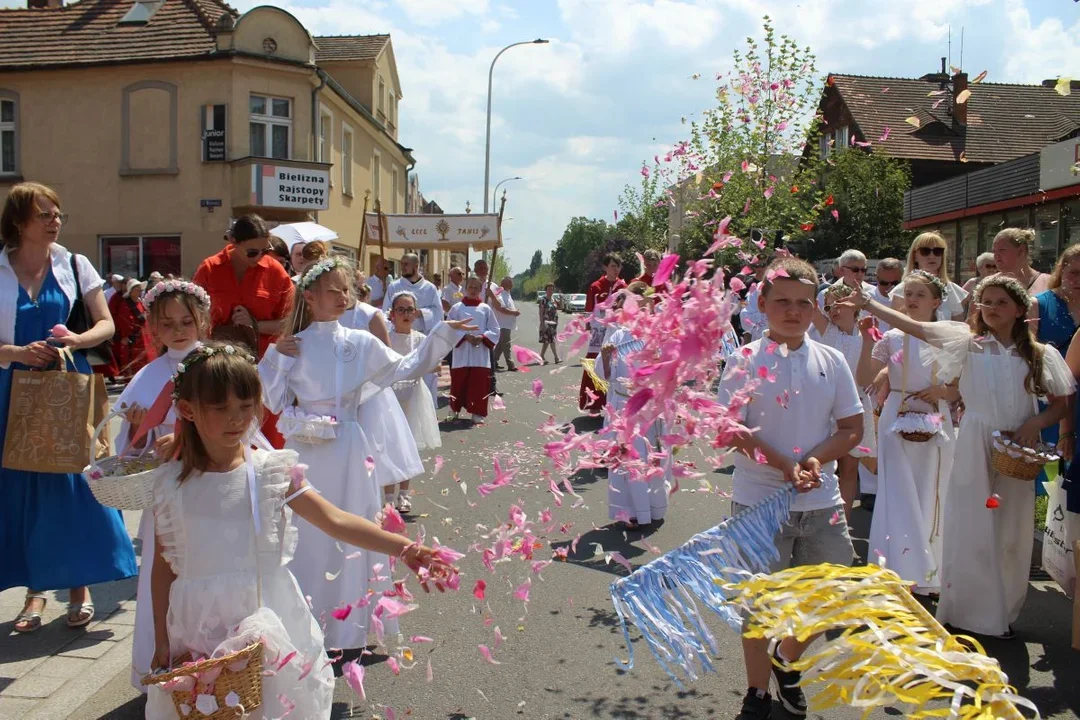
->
<box><xmin>927</xmin><ymin>324</ymin><xmax>1076</xmax><ymax>635</ymax></box>
<box><xmin>259</xmin><ymin>320</ymin><xmax>457</xmax><ymax>650</ymax></box>
<box><xmin>145</xmin><ymin>450</ymin><xmax>334</xmax><ymax>719</ymax></box>
<box><xmin>389</xmin><ymin>330</ymin><xmax>442</xmax><ymax>451</ymax></box>
<box><xmin>868</xmin><ymin>329</ymin><xmax>957</xmax><ymax>593</ymax></box>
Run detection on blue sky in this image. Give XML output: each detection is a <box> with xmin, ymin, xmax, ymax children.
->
<box><xmin>4</xmin><ymin>0</ymin><xmax>1078</xmax><ymax>271</ymax></box>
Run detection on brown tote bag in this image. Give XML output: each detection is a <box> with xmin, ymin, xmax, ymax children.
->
<box><xmin>3</xmin><ymin>348</ymin><xmax>107</xmax><ymax>474</ymax></box>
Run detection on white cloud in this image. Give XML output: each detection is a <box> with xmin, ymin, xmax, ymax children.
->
<box><xmin>556</xmin><ymin>0</ymin><xmax>724</xmax><ymax>56</ymax></box>
<box><xmin>394</xmin><ymin>0</ymin><xmax>490</xmax><ymax>26</ymax></box>
<box><xmin>1001</xmin><ymin>0</ymin><xmax>1080</xmax><ymax>83</ymax></box>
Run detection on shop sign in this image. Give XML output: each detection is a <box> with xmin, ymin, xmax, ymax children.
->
<box><xmin>251</xmin><ymin>164</ymin><xmax>330</xmax><ymax>210</ymax></box>
<box><xmin>201</xmin><ymin>104</ymin><xmax>227</xmax><ymax>162</ymax></box>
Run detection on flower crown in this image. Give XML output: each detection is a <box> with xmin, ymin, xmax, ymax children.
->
<box><xmin>974</xmin><ymin>275</ymin><xmax>1032</xmax><ymax>311</ymax></box>
<box><xmin>905</xmin><ymin>269</ymin><xmax>948</xmax><ymax>297</ymax></box>
<box><xmin>171</xmin><ymin>344</ymin><xmax>257</xmax><ymax>401</ymax></box>
<box><xmin>300</xmin><ymin>256</ymin><xmax>350</xmax><ymax>290</ymax></box>
<box><xmin>144</xmin><ymin>280</ymin><xmax>211</xmax><ymax>311</ymax></box>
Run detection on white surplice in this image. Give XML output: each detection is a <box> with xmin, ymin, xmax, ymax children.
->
<box><xmin>928</xmin><ymin>324</ymin><xmax>1076</xmax><ymax>635</ymax></box>
<box><xmin>382</xmin><ymin>276</ymin><xmax>442</xmax><ymax>335</ymax></box>
<box><xmin>389</xmin><ymin>330</ymin><xmax>442</xmax><ymax>451</ymax></box>
<box><xmin>259</xmin><ymin>320</ymin><xmax>459</xmax><ymax>649</ymax></box>
<box><xmin>867</xmin><ymin>329</ymin><xmax>956</xmax><ymax>592</ymax></box>
<box><xmin>447</xmin><ymin>301</ymin><xmax>500</xmax><ymax>368</ymax></box>
<box><xmin>119</xmin><ymin>341</ymin><xmax>200</xmax><ymax>691</ymax></box>
<box><xmin>594</xmin><ymin>325</ymin><xmax>670</xmax><ymax>525</ymax></box>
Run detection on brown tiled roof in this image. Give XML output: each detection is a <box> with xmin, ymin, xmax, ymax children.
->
<box><xmin>828</xmin><ymin>74</ymin><xmax>1080</xmax><ymax>164</ymax></box>
<box><xmin>313</xmin><ymin>34</ymin><xmax>388</xmax><ymax>63</ymax></box>
<box><xmin>0</xmin><ymin>0</ymin><xmax>237</xmax><ymax>70</ymax></box>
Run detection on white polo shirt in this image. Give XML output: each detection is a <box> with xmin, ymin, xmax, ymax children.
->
<box><xmin>717</xmin><ymin>333</ymin><xmax>863</xmax><ymax>512</ymax></box>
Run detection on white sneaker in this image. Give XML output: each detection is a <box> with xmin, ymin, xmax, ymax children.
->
<box><xmin>396</xmin><ymin>493</ymin><xmax>412</xmax><ymax>514</ymax></box>
<box><xmin>471</xmin><ymin>414</ymin><xmax>485</xmax><ymax>424</ymax></box>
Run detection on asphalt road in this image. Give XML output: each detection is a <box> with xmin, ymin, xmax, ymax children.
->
<box><xmin>71</xmin><ymin>302</ymin><xmax>1079</xmax><ymax>720</ymax></box>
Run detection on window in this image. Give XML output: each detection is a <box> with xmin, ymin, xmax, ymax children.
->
<box><xmin>388</xmin><ymin>95</ymin><xmax>395</xmax><ymax>127</ymax></box>
<box><xmin>118</xmin><ymin>0</ymin><xmax>164</xmax><ymax>25</ymax></box>
<box><xmin>1034</xmin><ymin>205</ymin><xmax>1060</xmax><ymax>272</ymax></box>
<box><xmin>100</xmin><ymin>235</ymin><xmax>181</xmax><ymax>278</ymax></box>
<box><xmin>250</xmin><ymin>94</ymin><xmax>291</xmax><ymax>159</ymax></box>
<box><xmin>836</xmin><ymin>126</ymin><xmax>850</xmax><ymax>150</ymax></box>
<box><xmin>342</xmin><ymin>124</ymin><xmax>354</xmax><ymax>196</ymax></box>
<box><xmin>318</xmin><ymin>107</ymin><xmax>332</xmax><ymax>164</ymax></box>
<box><xmin>0</xmin><ymin>93</ymin><xmax>16</xmax><ymax>176</ymax></box>
<box><xmin>819</xmin><ymin>125</ymin><xmax>851</xmax><ymax>158</ymax></box>
<box><xmin>372</xmin><ymin>150</ymin><xmax>381</xmax><ymax>201</ymax></box>
<box><xmin>391</xmin><ymin>166</ymin><xmax>399</xmax><ymax>213</ymax></box>
<box><xmin>378</xmin><ymin>77</ymin><xmax>386</xmax><ymax>118</ymax></box>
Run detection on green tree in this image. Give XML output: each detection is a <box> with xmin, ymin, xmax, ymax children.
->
<box><xmin>646</xmin><ymin>16</ymin><xmax>825</xmax><ymax>263</ymax></box>
<box><xmin>551</xmin><ymin>217</ymin><xmax>609</xmax><ymax>291</ymax></box>
<box><xmin>492</xmin><ymin>254</ymin><xmax>513</xmax><ymax>283</ymax></box>
<box><xmin>804</xmin><ymin>148</ymin><xmax>914</xmax><ymax>261</ymax></box>
<box><xmin>521</xmin><ymin>263</ymin><xmax>555</xmax><ymax>300</ymax></box>
<box><xmin>528</xmin><ymin>249</ymin><xmax>544</xmax><ymax>276</ymax></box>
<box><xmin>617</xmin><ymin>169</ymin><xmax>670</xmax><ymax>252</ymax></box>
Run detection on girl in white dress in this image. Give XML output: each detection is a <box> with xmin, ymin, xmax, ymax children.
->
<box><xmin>811</xmin><ymin>283</ymin><xmax>875</xmax><ymax>521</ymax></box>
<box><xmin>595</xmin><ymin>283</ymin><xmax>670</xmax><ymax>530</ymax></box>
<box><xmin>342</xmin><ymin>284</ymin><xmax>427</xmax><ymax>514</ymax></box>
<box><xmin>387</xmin><ymin>291</ymin><xmax>442</xmax><ymax>513</ymax></box>
<box><xmin>260</xmin><ymin>257</ymin><xmax>472</xmax><ymax>651</ymax></box>
<box><xmin>146</xmin><ymin>344</ymin><xmax>457</xmax><ymax>719</ymax></box>
<box><xmin>846</xmin><ymin>275</ymin><xmax>1075</xmax><ymax>638</ymax></box>
<box><xmin>854</xmin><ymin>271</ymin><xmax>959</xmax><ymax>595</ymax></box>
<box><xmin>889</xmin><ymin>232</ymin><xmax>968</xmax><ymax>321</ymax></box>
<box><xmin>447</xmin><ymin>275</ymin><xmax>501</xmax><ymax>425</ymax></box>
<box><xmin>120</xmin><ymin>280</ymin><xmax>211</xmax><ymax>690</ymax></box>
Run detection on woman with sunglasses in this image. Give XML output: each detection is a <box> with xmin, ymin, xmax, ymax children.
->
<box><xmin>193</xmin><ymin>214</ymin><xmax>295</xmax><ymax>447</ymax></box>
<box><xmin>890</xmin><ymin>232</ymin><xmax>968</xmax><ymax>321</ymax></box>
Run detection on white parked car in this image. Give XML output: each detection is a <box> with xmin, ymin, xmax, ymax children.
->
<box><xmin>566</xmin><ymin>293</ymin><xmax>587</xmax><ymax>313</ymax></box>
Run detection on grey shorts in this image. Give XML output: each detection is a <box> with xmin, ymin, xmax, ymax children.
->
<box><xmin>732</xmin><ymin>502</ymin><xmax>854</xmax><ymax>573</ymax></box>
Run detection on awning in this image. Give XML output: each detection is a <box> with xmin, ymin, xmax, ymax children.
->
<box><xmin>363</xmin><ymin>213</ymin><xmax>502</xmax><ymax>251</ymax></box>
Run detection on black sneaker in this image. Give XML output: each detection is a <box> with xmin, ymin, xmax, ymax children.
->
<box><xmin>771</xmin><ymin>646</ymin><xmax>807</xmax><ymax>716</ymax></box>
<box><xmin>736</xmin><ymin>688</ymin><xmax>772</xmax><ymax>719</ymax></box>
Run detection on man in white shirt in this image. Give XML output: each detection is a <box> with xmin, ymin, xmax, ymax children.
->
<box><xmin>717</xmin><ymin>256</ymin><xmax>862</xmax><ymax>720</ymax></box>
<box><xmin>492</xmin><ymin>276</ymin><xmax>521</xmax><ymax>371</ymax></box>
<box><xmin>474</xmin><ymin>259</ymin><xmax>505</xmax><ymax>394</ymax></box>
<box><xmin>816</xmin><ymin>249</ymin><xmax>875</xmax><ymax>309</ymax></box>
<box><xmin>367</xmin><ymin>258</ymin><xmax>392</xmax><ymax>307</ymax></box>
<box><xmin>441</xmin><ymin>266</ymin><xmax>464</xmax><ymax>315</ymax></box>
<box><xmin>870</xmin><ymin>257</ymin><xmax>902</xmax><ymax>334</ymax></box>
<box><xmin>382</xmin><ymin>253</ymin><xmax>442</xmax><ymax>335</ymax></box>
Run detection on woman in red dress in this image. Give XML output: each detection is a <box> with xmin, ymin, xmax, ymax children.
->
<box><xmin>580</xmin><ymin>252</ymin><xmax>626</xmax><ymax>412</ymax></box>
<box><xmin>112</xmin><ymin>278</ymin><xmax>148</xmax><ymax>380</ymax></box>
<box><xmin>193</xmin><ymin>214</ymin><xmax>294</xmax><ymax>446</ymax></box>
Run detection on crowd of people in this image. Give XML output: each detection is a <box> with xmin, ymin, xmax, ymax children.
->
<box><xmin>3</xmin><ymin>176</ymin><xmax>1079</xmax><ymax>720</ymax></box>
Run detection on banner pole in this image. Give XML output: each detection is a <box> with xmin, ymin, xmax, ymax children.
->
<box><xmin>358</xmin><ymin>190</ymin><xmax>370</xmax><ymax>273</ymax></box>
<box><xmin>375</xmin><ymin>199</ymin><xmax>387</xmax><ymax>263</ymax></box>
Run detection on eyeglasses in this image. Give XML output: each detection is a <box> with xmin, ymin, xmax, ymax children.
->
<box><xmin>980</xmin><ymin>263</ymin><xmax>998</xmax><ymax>271</ymax></box>
<box><xmin>36</xmin><ymin>211</ymin><xmax>68</xmax><ymax>224</ymax></box>
<box><xmin>394</xmin><ymin>307</ymin><xmax>417</xmax><ymax>315</ymax></box>
<box><xmin>877</xmin><ymin>280</ymin><xmax>899</xmax><ymax>289</ymax></box>
<box><xmin>917</xmin><ymin>247</ymin><xmax>946</xmax><ymax>257</ymax></box>
<box><xmin>244</xmin><ymin>248</ymin><xmax>269</xmax><ymax>259</ymax></box>
<box><xmin>842</xmin><ymin>266</ymin><xmax>867</xmax><ymax>275</ymax></box>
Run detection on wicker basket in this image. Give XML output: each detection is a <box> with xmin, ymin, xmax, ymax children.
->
<box><xmin>85</xmin><ymin>408</ymin><xmax>161</xmax><ymax>511</ymax></box>
<box><xmin>990</xmin><ymin>432</ymin><xmax>1057</xmax><ymax>482</ymax></box>
<box><xmin>142</xmin><ymin>641</ymin><xmax>264</xmax><ymax>718</ymax></box>
<box><xmin>895</xmin><ymin>410</ymin><xmax>936</xmax><ymax>443</ymax></box>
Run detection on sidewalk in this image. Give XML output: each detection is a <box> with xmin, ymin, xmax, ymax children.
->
<box><xmin>0</xmin><ymin>510</ymin><xmax>141</xmax><ymax>720</ymax></box>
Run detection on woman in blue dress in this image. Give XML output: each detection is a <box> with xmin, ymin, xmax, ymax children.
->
<box><xmin>0</xmin><ymin>182</ymin><xmax>137</xmax><ymax>632</ymax></box>
<box><xmin>1031</xmin><ymin>245</ymin><xmax>1080</xmax><ymax>496</ymax></box>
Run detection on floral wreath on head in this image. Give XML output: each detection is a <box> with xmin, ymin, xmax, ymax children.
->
<box><xmin>143</xmin><ymin>279</ymin><xmax>211</xmax><ymax>312</ymax></box>
<box><xmin>974</xmin><ymin>274</ymin><xmax>1032</xmax><ymax>311</ymax></box>
<box><xmin>905</xmin><ymin>269</ymin><xmax>949</xmax><ymax>298</ymax></box>
<box><xmin>300</xmin><ymin>256</ymin><xmax>350</xmax><ymax>290</ymax></box>
<box><xmin>171</xmin><ymin>344</ymin><xmax>257</xmax><ymax>401</ymax></box>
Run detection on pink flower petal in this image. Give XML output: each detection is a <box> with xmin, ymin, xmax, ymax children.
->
<box><xmin>380</xmin><ymin>504</ymin><xmax>407</xmax><ymax>534</ymax></box>
<box><xmin>652</xmin><ymin>253</ymin><xmax>680</xmax><ymax>287</ymax></box>
<box><xmin>473</xmin><ymin>579</ymin><xmax>486</xmax><ymax>601</ymax></box>
<box><xmin>478</xmin><ymin>644</ymin><xmax>501</xmax><ymax>665</ymax></box>
<box><xmin>341</xmin><ymin>659</ymin><xmax>366</xmax><ymax>700</ymax></box>
<box><xmin>330</xmin><ymin>605</ymin><xmax>352</xmax><ymax>621</ymax></box>
<box><xmin>512</xmin><ymin>344</ymin><xmax>544</xmax><ymax>366</ymax></box>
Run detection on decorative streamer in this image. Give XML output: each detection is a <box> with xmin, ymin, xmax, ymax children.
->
<box><xmin>610</xmin><ymin>490</ymin><xmax>1036</xmax><ymax>719</ymax></box>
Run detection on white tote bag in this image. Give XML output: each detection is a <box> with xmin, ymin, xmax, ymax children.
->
<box><xmin>1042</xmin><ymin>479</ymin><xmax>1080</xmax><ymax>599</ymax></box>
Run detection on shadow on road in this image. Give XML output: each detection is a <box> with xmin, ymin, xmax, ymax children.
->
<box><xmin>550</xmin><ymin>521</ymin><xmax>662</xmax><ymax>578</ymax></box>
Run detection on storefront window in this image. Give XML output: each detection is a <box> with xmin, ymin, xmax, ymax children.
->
<box><xmin>980</xmin><ymin>214</ymin><xmax>1003</xmax><ymax>255</ymax></box>
<box><xmin>100</xmin><ymin>235</ymin><xmax>181</xmax><ymax>278</ymax></box>
<box><xmin>1034</xmin><ymin>205</ymin><xmax>1061</xmax><ymax>272</ymax></box>
<box><xmin>936</xmin><ymin>223</ymin><xmax>957</xmax><ymax>279</ymax></box>
<box><xmin>958</xmin><ymin>219</ymin><xmax>978</xmax><ymax>283</ymax></box>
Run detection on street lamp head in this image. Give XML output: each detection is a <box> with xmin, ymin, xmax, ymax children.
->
<box><xmin>533</xmin><ymin>38</ymin><xmax>549</xmax><ymax>44</ymax></box>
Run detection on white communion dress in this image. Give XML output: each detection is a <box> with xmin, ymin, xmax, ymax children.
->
<box><xmin>389</xmin><ymin>329</ymin><xmax>442</xmax><ymax>451</ymax></box>
<box><xmin>594</xmin><ymin>324</ymin><xmax>670</xmax><ymax>526</ymax></box>
<box><xmin>259</xmin><ymin>320</ymin><xmax>458</xmax><ymax>650</ymax></box>
<box><xmin>812</xmin><ymin>323</ymin><xmax>876</xmax><ymax>458</ymax></box>
<box><xmin>928</xmin><ymin>323</ymin><xmax>1076</xmax><ymax>636</ymax></box>
<box><xmin>119</xmin><ymin>341</ymin><xmax>200</xmax><ymax>691</ymax></box>
<box><xmin>867</xmin><ymin>329</ymin><xmax>957</xmax><ymax>593</ymax></box>
<box><xmin>144</xmin><ymin>449</ymin><xmax>334</xmax><ymax>719</ymax></box>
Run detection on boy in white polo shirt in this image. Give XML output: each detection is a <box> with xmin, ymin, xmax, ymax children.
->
<box><xmin>717</xmin><ymin>256</ymin><xmax>863</xmax><ymax>720</ymax></box>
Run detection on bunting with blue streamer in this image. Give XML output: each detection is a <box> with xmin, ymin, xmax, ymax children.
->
<box><xmin>609</xmin><ymin>486</ymin><xmax>793</xmax><ymax>685</ymax></box>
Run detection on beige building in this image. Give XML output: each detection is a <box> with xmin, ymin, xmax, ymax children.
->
<box><xmin>0</xmin><ymin>0</ymin><xmax>448</xmax><ymax>278</ymax></box>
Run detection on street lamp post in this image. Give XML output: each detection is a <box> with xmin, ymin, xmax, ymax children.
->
<box><xmin>482</xmin><ymin>39</ymin><xmax>548</xmax><ymax>262</ymax></box>
<box><xmin>492</xmin><ymin>176</ymin><xmax>523</xmax><ymax>210</ymax></box>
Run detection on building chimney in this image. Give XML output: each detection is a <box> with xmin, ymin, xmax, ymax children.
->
<box><xmin>27</xmin><ymin>0</ymin><xmax>63</xmax><ymax>8</ymax></box>
<box><xmin>952</xmin><ymin>71</ymin><xmax>968</xmax><ymax>127</ymax></box>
